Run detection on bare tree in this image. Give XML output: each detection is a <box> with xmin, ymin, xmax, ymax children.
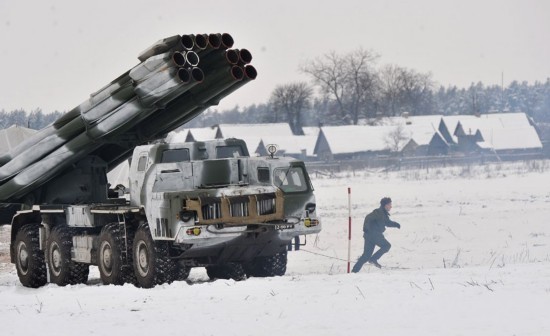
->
<box><xmin>385</xmin><ymin>123</ymin><xmax>409</xmax><ymax>152</ymax></box>
<box><xmin>399</xmin><ymin>68</ymin><xmax>434</xmax><ymax>115</ymax></box>
<box><xmin>379</xmin><ymin>65</ymin><xmax>404</xmax><ymax>116</ymax></box>
<box><xmin>379</xmin><ymin>65</ymin><xmax>434</xmax><ymax>116</ymax></box>
<box><xmin>302</xmin><ymin>48</ymin><xmax>379</xmax><ymax>125</ymax></box>
<box><xmin>269</xmin><ymin>82</ymin><xmax>313</xmax><ymax>135</ymax></box>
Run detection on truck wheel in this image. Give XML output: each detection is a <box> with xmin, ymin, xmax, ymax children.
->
<box><xmin>245</xmin><ymin>251</ymin><xmax>287</xmax><ymax>277</ymax></box>
<box><xmin>46</xmin><ymin>226</ymin><xmax>89</xmax><ymax>286</ymax></box>
<box><xmin>98</xmin><ymin>223</ymin><xmax>133</xmax><ymax>285</ymax></box>
<box><xmin>14</xmin><ymin>224</ymin><xmax>47</xmax><ymax>288</ymax></box>
<box><xmin>173</xmin><ymin>263</ymin><xmax>191</xmax><ymax>281</ymax></box>
<box><xmin>132</xmin><ymin>223</ymin><xmax>175</xmax><ymax>288</ymax></box>
<box><xmin>206</xmin><ymin>263</ymin><xmax>246</xmax><ymax>281</ymax></box>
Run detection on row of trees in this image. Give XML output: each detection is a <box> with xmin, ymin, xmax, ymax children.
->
<box><xmin>0</xmin><ymin>109</ymin><xmax>62</xmax><ymax>130</ymax></box>
<box><xmin>189</xmin><ymin>49</ymin><xmax>550</xmax><ymax>132</ymax></box>
<box><xmin>2</xmin><ymin>48</ymin><xmax>550</xmax><ymax>133</ymax></box>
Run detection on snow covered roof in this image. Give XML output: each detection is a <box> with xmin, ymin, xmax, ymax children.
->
<box><xmin>477</xmin><ymin>126</ymin><xmax>542</xmax><ymax>150</ymax></box>
<box><xmin>377</xmin><ymin>114</ymin><xmax>443</xmax><ymax>128</ymax></box>
<box><xmin>258</xmin><ymin>135</ymin><xmax>318</xmax><ymax>156</ymax></box>
<box><xmin>439</xmin><ymin>112</ymin><xmax>541</xmax><ymax>151</ymax></box>
<box><xmin>315</xmin><ymin>125</ymin><xmax>396</xmax><ymax>154</ymax></box>
<box><xmin>442</xmin><ymin>112</ymin><xmax>533</xmax><ymax>141</ymax></box>
<box><xmin>166</xmin><ymin>127</ymin><xmax>219</xmax><ymax>143</ymax></box>
<box><xmin>186</xmin><ymin>127</ymin><xmax>218</xmax><ymax>141</ymax></box>
<box><xmin>165</xmin><ymin>129</ymin><xmax>190</xmax><ymax>143</ymax></box>
<box><xmin>0</xmin><ymin>125</ymin><xmax>38</xmax><ymax>154</ymax></box>
<box><xmin>302</xmin><ymin>126</ymin><xmax>321</xmax><ymax>137</ymax></box>
<box><xmin>215</xmin><ymin>123</ymin><xmax>295</xmax><ymax>156</ymax></box>
<box><xmin>315</xmin><ymin>119</ymin><xmax>451</xmax><ymax>155</ymax></box>
<box><xmin>216</xmin><ymin>123</ymin><xmax>294</xmax><ymax>139</ymax></box>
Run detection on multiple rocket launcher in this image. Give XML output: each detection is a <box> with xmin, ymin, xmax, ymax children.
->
<box><xmin>0</xmin><ymin>33</ymin><xmax>257</xmax><ymax>203</ymax></box>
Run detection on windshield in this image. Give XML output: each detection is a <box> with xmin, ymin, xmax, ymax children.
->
<box><xmin>273</xmin><ymin>167</ymin><xmax>308</xmax><ymax>193</ymax></box>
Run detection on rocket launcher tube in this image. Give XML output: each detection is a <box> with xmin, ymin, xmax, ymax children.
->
<box><xmin>0</xmin><ymin>72</ymin><xmax>134</xmax><ymax>166</ymax></box>
<box><xmin>207</xmin><ymin>34</ymin><xmax>222</xmax><ymax>49</ymax></box>
<box><xmin>198</xmin><ymin>49</ymin><xmax>239</xmax><ymax>70</ymax></box>
<box><xmin>80</xmin><ymin>84</ymin><xmax>135</xmax><ymax>125</ymax></box>
<box><xmin>130</xmin><ymin>51</ymin><xmax>186</xmax><ymax>82</ymax></box>
<box><xmin>134</xmin><ymin>68</ymin><xmax>193</xmax><ymax>107</ymax></box>
<box><xmin>220</xmin><ymin>33</ymin><xmax>234</xmax><ymax>49</ymax></box>
<box><xmin>1</xmin><ymin>72</ymin><xmax>134</xmax><ymax>167</ymax></box>
<box><xmin>0</xmin><ymin>132</ymin><xmax>104</xmax><ymax>201</ymax></box>
<box><xmin>137</xmin><ymin>35</ymin><xmax>181</xmax><ymax>62</ymax></box>
<box><xmin>208</xmin><ymin>65</ymin><xmax>257</xmax><ymax>106</ymax></box>
<box><xmin>87</xmin><ymin>70</ymin><xmax>204</xmax><ymax>141</ymax></box>
<box><xmin>153</xmin><ymin>68</ymin><xmax>205</xmax><ymax>108</ymax></box>
<box><xmin>0</xmin><ymin>125</ymin><xmax>60</xmax><ymax>166</ymax></box>
<box><xmin>155</xmin><ymin>65</ymin><xmax>257</xmax><ymax>137</ymax></box>
<box><xmin>238</xmin><ymin>49</ymin><xmax>253</xmax><ymax>65</ymax></box>
<box><xmin>193</xmin><ymin>34</ymin><xmax>208</xmax><ymax>50</ymax></box>
<box><xmin>180</xmin><ymin>35</ymin><xmax>195</xmax><ymax>51</ymax></box>
<box><xmin>0</xmin><ymin>116</ymin><xmax>86</xmax><ymax>182</ymax></box>
<box><xmin>139</xmin><ymin>65</ymin><xmax>244</xmax><ymax>138</ymax></box>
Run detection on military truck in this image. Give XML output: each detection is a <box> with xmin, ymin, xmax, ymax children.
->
<box><xmin>10</xmin><ymin>138</ymin><xmax>320</xmax><ymax>288</ymax></box>
<box><xmin>2</xmin><ymin>33</ymin><xmax>321</xmax><ymax>288</ymax></box>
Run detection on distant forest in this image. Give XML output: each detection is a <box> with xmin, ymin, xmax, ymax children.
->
<box><xmin>1</xmin><ymin>48</ymin><xmax>549</xmax><ymax>132</ymax></box>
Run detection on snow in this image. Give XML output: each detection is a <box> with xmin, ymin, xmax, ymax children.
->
<box><xmin>478</xmin><ymin>126</ymin><xmax>543</xmax><ymax>150</ymax></box>
<box><xmin>259</xmin><ymin>134</ymin><xmax>318</xmax><ymax>156</ymax></box>
<box><xmin>217</xmin><ymin>123</ymin><xmax>294</xmax><ymax>138</ymax></box>
<box><xmin>0</xmin><ymin>125</ymin><xmax>38</xmax><ymax>154</ymax></box>
<box><xmin>2</xmin><ymin>160</ymin><xmax>550</xmax><ymax>335</ymax></box>
<box><xmin>318</xmin><ymin>125</ymin><xmax>396</xmax><ymax>154</ymax></box>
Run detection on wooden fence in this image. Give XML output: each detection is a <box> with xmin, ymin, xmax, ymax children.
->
<box><xmin>306</xmin><ymin>152</ymin><xmax>548</xmax><ymax>174</ymax></box>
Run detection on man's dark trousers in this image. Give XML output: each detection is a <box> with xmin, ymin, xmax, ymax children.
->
<box><xmin>352</xmin><ymin>231</ymin><xmax>391</xmax><ymax>272</ymax></box>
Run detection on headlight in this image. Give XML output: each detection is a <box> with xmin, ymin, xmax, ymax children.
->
<box><xmin>305</xmin><ymin>203</ymin><xmax>316</xmax><ymax>214</ymax></box>
<box><xmin>178</xmin><ymin>211</ymin><xmax>194</xmax><ymax>222</ymax></box>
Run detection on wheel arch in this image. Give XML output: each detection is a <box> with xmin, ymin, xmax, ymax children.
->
<box><xmin>10</xmin><ymin>210</ymin><xmax>42</xmax><ymax>263</ymax></box>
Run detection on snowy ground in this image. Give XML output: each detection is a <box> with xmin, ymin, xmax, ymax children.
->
<box><xmin>1</xmin><ymin>160</ymin><xmax>550</xmax><ymax>335</ymax></box>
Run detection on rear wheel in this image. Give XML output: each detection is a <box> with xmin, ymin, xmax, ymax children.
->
<box><xmin>98</xmin><ymin>223</ymin><xmax>134</xmax><ymax>285</ymax></box>
<box><xmin>14</xmin><ymin>224</ymin><xmax>47</xmax><ymax>288</ymax></box>
<box><xmin>133</xmin><ymin>223</ymin><xmax>175</xmax><ymax>288</ymax></box>
<box><xmin>245</xmin><ymin>251</ymin><xmax>287</xmax><ymax>277</ymax></box>
<box><xmin>46</xmin><ymin>226</ymin><xmax>89</xmax><ymax>286</ymax></box>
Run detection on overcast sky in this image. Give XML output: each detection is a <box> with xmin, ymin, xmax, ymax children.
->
<box><xmin>1</xmin><ymin>0</ymin><xmax>549</xmax><ymax>113</ymax></box>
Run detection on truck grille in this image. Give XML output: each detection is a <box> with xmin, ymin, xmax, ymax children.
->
<box><xmin>185</xmin><ymin>191</ymin><xmax>284</xmax><ymax>225</ymax></box>
<box><xmin>229</xmin><ymin>196</ymin><xmax>250</xmax><ymax>217</ymax></box>
<box><xmin>256</xmin><ymin>193</ymin><xmax>276</xmax><ymax>215</ymax></box>
<box><xmin>201</xmin><ymin>199</ymin><xmax>222</xmax><ymax>220</ymax></box>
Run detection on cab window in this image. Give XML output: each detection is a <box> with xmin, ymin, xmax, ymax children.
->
<box><xmin>257</xmin><ymin>167</ymin><xmax>270</xmax><ymax>182</ymax></box>
<box><xmin>161</xmin><ymin>149</ymin><xmax>190</xmax><ymax>163</ymax></box>
<box><xmin>216</xmin><ymin>145</ymin><xmax>244</xmax><ymax>158</ymax></box>
<box><xmin>137</xmin><ymin>156</ymin><xmax>148</xmax><ymax>172</ymax></box>
<box><xmin>273</xmin><ymin>167</ymin><xmax>308</xmax><ymax>193</ymax></box>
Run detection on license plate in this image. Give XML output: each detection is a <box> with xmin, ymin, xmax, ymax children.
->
<box><xmin>274</xmin><ymin>224</ymin><xmax>295</xmax><ymax>230</ymax></box>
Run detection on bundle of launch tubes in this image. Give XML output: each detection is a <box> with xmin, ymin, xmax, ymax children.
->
<box><xmin>0</xmin><ymin>33</ymin><xmax>257</xmax><ymax>203</ymax></box>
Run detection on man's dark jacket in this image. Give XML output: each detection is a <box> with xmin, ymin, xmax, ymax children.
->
<box><xmin>363</xmin><ymin>207</ymin><xmax>400</xmax><ymax>234</ymax></box>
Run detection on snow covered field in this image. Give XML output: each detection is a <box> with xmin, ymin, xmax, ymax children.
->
<box><xmin>1</xmin><ymin>161</ymin><xmax>549</xmax><ymax>335</ymax></box>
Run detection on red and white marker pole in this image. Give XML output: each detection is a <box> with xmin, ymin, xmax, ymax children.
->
<box><xmin>347</xmin><ymin>187</ymin><xmax>352</xmax><ymax>273</ymax></box>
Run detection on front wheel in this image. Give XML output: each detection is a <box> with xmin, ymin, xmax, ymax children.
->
<box><xmin>173</xmin><ymin>262</ymin><xmax>191</xmax><ymax>281</ymax></box>
<box><xmin>245</xmin><ymin>251</ymin><xmax>287</xmax><ymax>277</ymax></box>
<box><xmin>206</xmin><ymin>263</ymin><xmax>246</xmax><ymax>281</ymax></box>
<box><xmin>14</xmin><ymin>224</ymin><xmax>47</xmax><ymax>288</ymax></box>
